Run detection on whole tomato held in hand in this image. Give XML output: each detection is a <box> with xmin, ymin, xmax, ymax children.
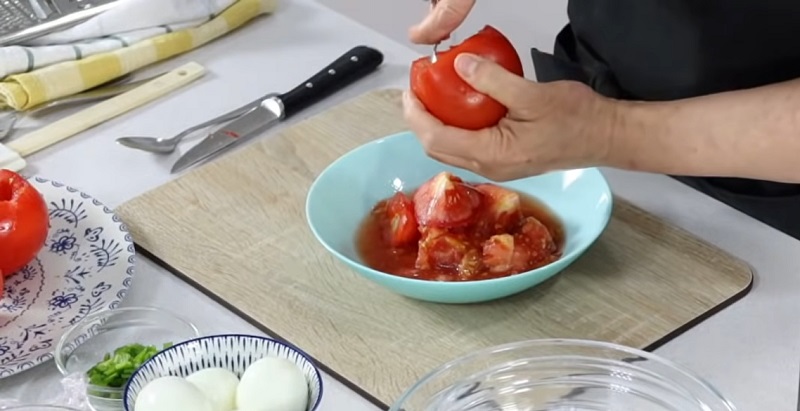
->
<box><xmin>0</xmin><ymin>169</ymin><xmax>49</xmax><ymax>278</ymax></box>
<box><xmin>410</xmin><ymin>25</ymin><xmax>524</xmax><ymax>130</ymax></box>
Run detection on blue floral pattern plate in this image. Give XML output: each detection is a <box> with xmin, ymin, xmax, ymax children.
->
<box><xmin>0</xmin><ymin>177</ymin><xmax>135</xmax><ymax>378</ymax></box>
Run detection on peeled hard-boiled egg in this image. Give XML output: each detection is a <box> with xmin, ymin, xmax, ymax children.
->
<box><xmin>134</xmin><ymin>376</ymin><xmax>214</xmax><ymax>411</ymax></box>
<box><xmin>236</xmin><ymin>357</ymin><xmax>309</xmax><ymax>411</ymax></box>
<box><xmin>186</xmin><ymin>367</ymin><xmax>240</xmax><ymax>411</ymax></box>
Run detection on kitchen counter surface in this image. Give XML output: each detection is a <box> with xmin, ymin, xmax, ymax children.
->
<box><xmin>2</xmin><ymin>0</ymin><xmax>799</xmax><ymax>409</ymax></box>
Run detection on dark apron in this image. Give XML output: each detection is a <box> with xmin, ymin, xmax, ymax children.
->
<box><xmin>531</xmin><ymin>0</ymin><xmax>800</xmax><ymax>239</ymax></box>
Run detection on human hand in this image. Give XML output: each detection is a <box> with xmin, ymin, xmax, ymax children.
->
<box><xmin>409</xmin><ymin>0</ymin><xmax>476</xmax><ymax>44</ymax></box>
<box><xmin>403</xmin><ymin>53</ymin><xmax>621</xmax><ymax>182</ymax></box>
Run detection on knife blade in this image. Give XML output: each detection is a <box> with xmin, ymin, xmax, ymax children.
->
<box><xmin>171</xmin><ymin>45</ymin><xmax>385</xmax><ymax>174</ymax></box>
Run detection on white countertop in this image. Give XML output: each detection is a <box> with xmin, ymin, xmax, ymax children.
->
<box><xmin>2</xmin><ymin>0</ymin><xmax>799</xmax><ymax>409</ymax></box>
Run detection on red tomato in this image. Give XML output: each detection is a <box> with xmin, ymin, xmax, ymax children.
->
<box><xmin>513</xmin><ymin>216</ymin><xmax>558</xmax><ymax>268</ymax></box>
<box><xmin>0</xmin><ymin>169</ymin><xmax>49</xmax><ymax>277</ymax></box>
<box><xmin>413</xmin><ymin>172</ymin><xmax>481</xmax><ymax>228</ymax></box>
<box><xmin>474</xmin><ymin>183</ymin><xmax>523</xmax><ymax>233</ymax></box>
<box><xmin>482</xmin><ymin>234</ymin><xmax>515</xmax><ymax>273</ymax></box>
<box><xmin>482</xmin><ymin>217</ymin><xmax>558</xmax><ymax>273</ymax></box>
<box><xmin>416</xmin><ymin>228</ymin><xmax>481</xmax><ymax>278</ymax></box>
<box><xmin>410</xmin><ymin>25</ymin><xmax>524</xmax><ymax>130</ymax></box>
<box><xmin>384</xmin><ymin>192</ymin><xmax>420</xmax><ymax>247</ymax></box>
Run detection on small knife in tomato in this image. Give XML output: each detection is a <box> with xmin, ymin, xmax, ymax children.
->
<box><xmin>171</xmin><ymin>45</ymin><xmax>385</xmax><ymax>174</ymax></box>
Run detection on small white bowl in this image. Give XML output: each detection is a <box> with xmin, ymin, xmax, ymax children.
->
<box><xmin>122</xmin><ymin>334</ymin><xmax>324</xmax><ymax>411</ymax></box>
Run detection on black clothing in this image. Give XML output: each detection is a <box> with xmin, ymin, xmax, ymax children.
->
<box><xmin>531</xmin><ymin>0</ymin><xmax>800</xmax><ymax>238</ymax></box>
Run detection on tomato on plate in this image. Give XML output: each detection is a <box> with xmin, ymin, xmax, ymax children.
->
<box><xmin>410</xmin><ymin>25</ymin><xmax>524</xmax><ymax>130</ymax></box>
<box><xmin>384</xmin><ymin>192</ymin><xmax>420</xmax><ymax>247</ymax></box>
<box><xmin>0</xmin><ymin>169</ymin><xmax>49</xmax><ymax>277</ymax></box>
<box><xmin>413</xmin><ymin>172</ymin><xmax>482</xmax><ymax>228</ymax></box>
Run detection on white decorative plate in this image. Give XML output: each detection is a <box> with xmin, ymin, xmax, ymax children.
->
<box><xmin>0</xmin><ymin>177</ymin><xmax>135</xmax><ymax>378</ymax></box>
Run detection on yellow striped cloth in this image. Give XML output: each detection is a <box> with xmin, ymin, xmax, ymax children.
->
<box><xmin>0</xmin><ymin>0</ymin><xmax>278</xmax><ymax>111</ymax></box>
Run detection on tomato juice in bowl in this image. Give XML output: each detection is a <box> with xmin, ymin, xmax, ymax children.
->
<box><xmin>305</xmin><ymin>131</ymin><xmax>613</xmax><ymax>304</ymax></box>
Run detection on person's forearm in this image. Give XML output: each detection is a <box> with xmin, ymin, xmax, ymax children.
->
<box><xmin>605</xmin><ymin>78</ymin><xmax>800</xmax><ymax>183</ymax></box>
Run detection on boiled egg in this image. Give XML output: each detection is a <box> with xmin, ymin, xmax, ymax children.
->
<box><xmin>186</xmin><ymin>367</ymin><xmax>240</xmax><ymax>411</ymax></box>
<box><xmin>134</xmin><ymin>376</ymin><xmax>214</xmax><ymax>411</ymax></box>
<box><xmin>236</xmin><ymin>357</ymin><xmax>309</xmax><ymax>411</ymax></box>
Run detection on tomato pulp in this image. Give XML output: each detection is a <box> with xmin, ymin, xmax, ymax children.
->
<box><xmin>0</xmin><ymin>169</ymin><xmax>49</xmax><ymax>278</ymax></box>
<box><xmin>357</xmin><ymin>172</ymin><xmax>564</xmax><ymax>282</ymax></box>
<box><xmin>410</xmin><ymin>25</ymin><xmax>524</xmax><ymax>130</ymax></box>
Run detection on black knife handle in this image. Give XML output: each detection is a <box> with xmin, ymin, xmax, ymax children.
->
<box><xmin>277</xmin><ymin>45</ymin><xmax>384</xmax><ymax>118</ymax></box>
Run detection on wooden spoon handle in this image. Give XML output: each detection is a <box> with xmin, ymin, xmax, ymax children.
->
<box><xmin>8</xmin><ymin>62</ymin><xmax>206</xmax><ymax>157</ymax></box>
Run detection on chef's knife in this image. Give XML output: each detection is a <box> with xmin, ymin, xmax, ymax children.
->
<box><xmin>171</xmin><ymin>45</ymin><xmax>385</xmax><ymax>174</ymax></box>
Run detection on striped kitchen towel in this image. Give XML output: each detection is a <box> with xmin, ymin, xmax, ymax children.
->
<box><xmin>0</xmin><ymin>0</ymin><xmax>238</xmax><ymax>80</ymax></box>
<box><xmin>22</xmin><ymin>0</ymin><xmax>238</xmax><ymax>46</ymax></box>
<box><xmin>0</xmin><ymin>0</ymin><xmax>278</xmax><ymax>110</ymax></box>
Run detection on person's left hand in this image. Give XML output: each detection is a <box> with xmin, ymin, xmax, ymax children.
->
<box><xmin>403</xmin><ymin>53</ymin><xmax>621</xmax><ymax>181</ymax></box>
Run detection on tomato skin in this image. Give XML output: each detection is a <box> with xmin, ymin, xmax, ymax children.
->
<box><xmin>413</xmin><ymin>172</ymin><xmax>481</xmax><ymax>228</ymax></box>
<box><xmin>410</xmin><ymin>25</ymin><xmax>524</xmax><ymax>130</ymax></box>
<box><xmin>384</xmin><ymin>192</ymin><xmax>420</xmax><ymax>247</ymax></box>
<box><xmin>0</xmin><ymin>170</ymin><xmax>49</xmax><ymax>277</ymax></box>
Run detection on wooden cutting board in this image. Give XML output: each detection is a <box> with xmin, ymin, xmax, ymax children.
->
<box><xmin>117</xmin><ymin>88</ymin><xmax>753</xmax><ymax>409</ymax></box>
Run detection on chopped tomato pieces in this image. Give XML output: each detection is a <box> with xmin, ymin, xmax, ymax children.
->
<box><xmin>474</xmin><ymin>183</ymin><xmax>523</xmax><ymax>234</ymax></box>
<box><xmin>384</xmin><ymin>192</ymin><xmax>420</xmax><ymax>247</ymax></box>
<box><xmin>514</xmin><ymin>216</ymin><xmax>559</xmax><ymax>266</ymax></box>
<box><xmin>416</xmin><ymin>228</ymin><xmax>468</xmax><ymax>270</ymax></box>
<box><xmin>416</xmin><ymin>228</ymin><xmax>483</xmax><ymax>280</ymax></box>
<box><xmin>482</xmin><ymin>234</ymin><xmax>515</xmax><ymax>273</ymax></box>
<box><xmin>413</xmin><ymin>172</ymin><xmax>481</xmax><ymax>228</ymax></box>
<box><xmin>356</xmin><ymin>173</ymin><xmax>563</xmax><ymax>282</ymax></box>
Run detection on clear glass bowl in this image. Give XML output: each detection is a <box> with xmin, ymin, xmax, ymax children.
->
<box><xmin>390</xmin><ymin>339</ymin><xmax>737</xmax><ymax>411</ymax></box>
<box><xmin>54</xmin><ymin>307</ymin><xmax>201</xmax><ymax>411</ymax></box>
<box><xmin>1</xmin><ymin>406</ymin><xmax>81</xmax><ymax>411</ymax></box>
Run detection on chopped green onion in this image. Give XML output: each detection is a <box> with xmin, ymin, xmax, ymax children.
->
<box><xmin>86</xmin><ymin>342</ymin><xmax>172</xmax><ymax>389</ymax></box>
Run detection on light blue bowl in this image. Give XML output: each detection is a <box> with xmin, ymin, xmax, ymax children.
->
<box><xmin>305</xmin><ymin>131</ymin><xmax>613</xmax><ymax>304</ymax></box>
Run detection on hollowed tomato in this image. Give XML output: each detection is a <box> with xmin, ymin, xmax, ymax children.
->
<box><xmin>410</xmin><ymin>25</ymin><xmax>524</xmax><ymax>130</ymax></box>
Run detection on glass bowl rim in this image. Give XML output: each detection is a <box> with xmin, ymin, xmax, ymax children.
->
<box><xmin>389</xmin><ymin>338</ymin><xmax>737</xmax><ymax>411</ymax></box>
<box><xmin>52</xmin><ymin>306</ymin><xmax>201</xmax><ymax>395</ymax></box>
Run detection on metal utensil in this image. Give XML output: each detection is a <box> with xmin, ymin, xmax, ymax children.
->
<box><xmin>0</xmin><ymin>72</ymin><xmax>163</xmax><ymax>141</ymax></box>
<box><xmin>0</xmin><ymin>0</ymin><xmax>121</xmax><ymax>46</ymax></box>
<box><xmin>0</xmin><ymin>62</ymin><xmax>206</xmax><ymax>172</ymax></box>
<box><xmin>115</xmin><ymin>95</ymin><xmax>277</xmax><ymax>154</ymax></box>
<box><xmin>171</xmin><ymin>45</ymin><xmax>385</xmax><ymax>174</ymax></box>
<box><xmin>429</xmin><ymin>0</ymin><xmax>440</xmax><ymax>62</ymax></box>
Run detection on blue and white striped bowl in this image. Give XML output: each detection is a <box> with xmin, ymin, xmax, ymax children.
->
<box><xmin>122</xmin><ymin>334</ymin><xmax>323</xmax><ymax>411</ymax></box>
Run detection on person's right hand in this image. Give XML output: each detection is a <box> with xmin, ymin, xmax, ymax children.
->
<box><xmin>408</xmin><ymin>0</ymin><xmax>476</xmax><ymax>45</ymax></box>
